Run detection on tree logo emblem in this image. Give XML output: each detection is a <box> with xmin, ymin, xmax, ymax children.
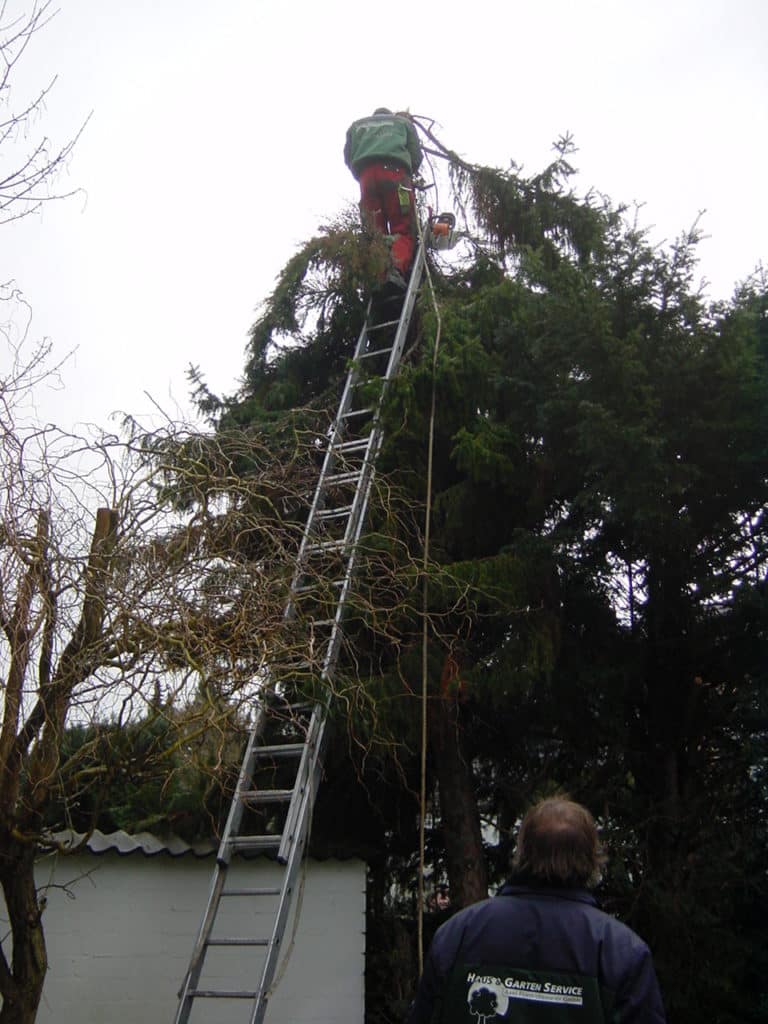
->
<box><xmin>467</xmin><ymin>980</ymin><xmax>509</xmax><ymax>1022</ymax></box>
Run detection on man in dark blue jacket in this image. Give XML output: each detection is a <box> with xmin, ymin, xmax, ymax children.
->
<box><xmin>406</xmin><ymin>797</ymin><xmax>666</xmax><ymax>1023</ymax></box>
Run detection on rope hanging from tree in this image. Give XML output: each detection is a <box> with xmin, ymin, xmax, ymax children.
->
<box><xmin>414</xmin><ymin>206</ymin><xmax>443</xmax><ymax>973</ymax></box>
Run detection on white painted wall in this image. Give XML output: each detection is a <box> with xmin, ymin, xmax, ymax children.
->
<box><xmin>33</xmin><ymin>852</ymin><xmax>365</xmax><ymax>1024</ymax></box>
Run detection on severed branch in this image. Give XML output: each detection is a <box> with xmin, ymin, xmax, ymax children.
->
<box><xmin>0</xmin><ymin>510</ymin><xmax>49</xmax><ymax>774</ymax></box>
<box><xmin>8</xmin><ymin>509</ymin><xmax>118</xmax><ymax>813</ymax></box>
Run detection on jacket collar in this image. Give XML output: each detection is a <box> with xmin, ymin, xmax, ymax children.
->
<box><xmin>498</xmin><ymin>880</ymin><xmax>598</xmax><ymax>908</ymax></box>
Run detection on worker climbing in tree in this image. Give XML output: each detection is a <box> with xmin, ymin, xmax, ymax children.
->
<box><xmin>344</xmin><ymin>107</ymin><xmax>423</xmax><ymax>290</ymax></box>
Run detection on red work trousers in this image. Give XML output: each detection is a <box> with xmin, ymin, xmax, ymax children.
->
<box><xmin>357</xmin><ymin>162</ymin><xmax>416</xmax><ymax>275</ymax></box>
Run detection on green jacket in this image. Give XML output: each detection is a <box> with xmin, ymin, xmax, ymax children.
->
<box><xmin>344</xmin><ymin>112</ymin><xmax>423</xmax><ymax>178</ymax></box>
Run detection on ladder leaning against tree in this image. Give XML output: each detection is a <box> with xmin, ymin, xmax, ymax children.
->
<box><xmin>172</xmin><ymin>221</ymin><xmax>454</xmax><ymax>1024</ymax></box>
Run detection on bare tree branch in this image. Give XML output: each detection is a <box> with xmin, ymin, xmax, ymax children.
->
<box><xmin>0</xmin><ymin>1</ymin><xmax>90</xmax><ymax>224</ymax></box>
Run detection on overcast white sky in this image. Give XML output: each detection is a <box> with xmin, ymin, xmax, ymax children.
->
<box><xmin>3</xmin><ymin>0</ymin><xmax>766</xmax><ymax>434</ymax></box>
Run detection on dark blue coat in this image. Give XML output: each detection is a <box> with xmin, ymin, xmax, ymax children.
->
<box><xmin>405</xmin><ymin>883</ymin><xmax>666</xmax><ymax>1023</ymax></box>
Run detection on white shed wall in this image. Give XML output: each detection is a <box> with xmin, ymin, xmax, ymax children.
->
<box><xmin>33</xmin><ymin>853</ymin><xmax>365</xmax><ymax>1024</ymax></box>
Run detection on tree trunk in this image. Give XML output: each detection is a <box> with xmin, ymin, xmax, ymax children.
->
<box><xmin>0</xmin><ymin>839</ymin><xmax>47</xmax><ymax>1024</ymax></box>
<box><xmin>430</xmin><ymin>690</ymin><xmax>488</xmax><ymax>907</ymax></box>
<box><xmin>639</xmin><ymin>554</ymin><xmax>698</xmax><ymax>885</ymax></box>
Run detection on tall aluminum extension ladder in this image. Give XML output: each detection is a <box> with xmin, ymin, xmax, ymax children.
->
<box><xmin>173</xmin><ymin>237</ymin><xmax>427</xmax><ymax>1024</ymax></box>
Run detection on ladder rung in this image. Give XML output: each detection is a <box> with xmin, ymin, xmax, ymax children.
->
<box><xmin>316</xmin><ymin>504</ymin><xmax>353</xmax><ymax>517</ymax></box>
<box><xmin>331</xmin><ymin>438</ymin><xmax>369</xmax><ymax>453</ymax></box>
<box><xmin>240</xmin><ymin>789</ymin><xmax>294</xmax><ymax>804</ymax></box>
<box><xmin>290</xmin><ymin>580</ymin><xmax>344</xmax><ymax>595</ymax></box>
<box><xmin>309</xmin><ymin>521</ymin><xmax>350</xmax><ymax>536</ymax></box>
<box><xmin>252</xmin><ymin>743</ymin><xmax>305</xmax><ymax>758</ymax></box>
<box><xmin>358</xmin><ymin>345</ymin><xmax>394</xmax><ymax>359</ymax></box>
<box><xmin>304</xmin><ymin>539</ymin><xmax>347</xmax><ymax>554</ymax></box>
<box><xmin>340</xmin><ymin>407</ymin><xmax>373</xmax><ymax>419</ymax></box>
<box><xmin>221</xmin><ymin>887</ymin><xmax>281</xmax><ymax>897</ymax></box>
<box><xmin>206</xmin><ymin>937</ymin><xmax>270</xmax><ymax>947</ymax></box>
<box><xmin>188</xmin><ymin>989</ymin><xmax>258</xmax><ymax>998</ymax></box>
<box><xmin>273</xmin><ymin>659</ymin><xmax>313</xmax><ymax>673</ymax></box>
<box><xmin>367</xmin><ymin>318</ymin><xmax>400</xmax><ymax>330</ymax></box>
<box><xmin>269</xmin><ymin>699</ymin><xmax>315</xmax><ymax>713</ymax></box>
<box><xmin>322</xmin><ymin>470</ymin><xmax>362</xmax><ymax>485</ymax></box>
<box><xmin>228</xmin><ymin>835</ymin><xmax>281</xmax><ymax>852</ymax></box>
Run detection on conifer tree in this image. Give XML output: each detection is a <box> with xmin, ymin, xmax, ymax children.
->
<box><xmin>190</xmin><ymin>129</ymin><xmax>768</xmax><ymax>1024</ymax></box>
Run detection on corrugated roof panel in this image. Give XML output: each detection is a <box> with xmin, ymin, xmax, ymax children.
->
<box><xmin>50</xmin><ymin>829</ymin><xmax>216</xmax><ymax>858</ymax></box>
<box><xmin>46</xmin><ymin>829</ymin><xmax>361</xmax><ymax>861</ymax></box>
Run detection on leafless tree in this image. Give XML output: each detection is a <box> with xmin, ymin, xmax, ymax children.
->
<box><xmin>0</xmin><ymin>11</ymin><xmax>441</xmax><ymax>1019</ymax></box>
<box><xmin>1</xmin><ymin>0</ymin><xmax>88</xmax><ymax>224</ymax></box>
<box><xmin>0</xmin><ymin>325</ymin><xmax>337</xmax><ymax>1022</ymax></box>
<box><xmin>0</xmin><ymin>313</ymin><xmax>452</xmax><ymax>1021</ymax></box>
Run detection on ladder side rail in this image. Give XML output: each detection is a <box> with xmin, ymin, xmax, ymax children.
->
<box><xmin>293</xmin><ymin>312</ymin><xmax>373</xmax><ymax>549</ymax></box>
<box><xmin>322</xmin><ymin>314</ymin><xmax>375</xmax><ymax>447</ymax></box>
<box><xmin>331</xmin><ymin>236</ymin><xmax>425</xmax><ymax>565</ymax></box>
<box><xmin>314</xmin><ymin>441</ymin><xmax>380</xmax><ymax>675</ymax></box>
<box><xmin>314</xmin><ymin>245</ymin><xmax>426</xmax><ymax>678</ymax></box>
<box><xmin>262</xmin><ymin>304</ymin><xmax>390</xmax><ymax>945</ymax></box>
<box><xmin>334</xmin><ymin>313</ymin><xmax>376</xmax><ymax>420</ymax></box>
<box><xmin>282</xmin><ymin>239</ymin><xmax>427</xmax><ymax>855</ymax></box>
<box><xmin>338</xmin><ymin>439</ymin><xmax>379</xmax><ymax>548</ymax></box>
<box><xmin>276</xmin><ymin>701</ymin><xmax>325</xmax><ymax>863</ymax></box>
<box><xmin>315</xmin><ymin>342</ymin><xmax>420</xmax><ymax>686</ymax></box>
<box><xmin>380</xmin><ymin>240</ymin><xmax>424</xmax><ymax>382</ymax></box>
<box><xmin>324</xmin><ymin>441</ymin><xmax>381</xmax><ymax>673</ymax></box>
<box><xmin>173</xmin><ymin>706</ymin><xmax>270</xmax><ymax>1023</ymax></box>
<box><xmin>331</xmin><ymin>277</ymin><xmax>418</xmax><ymax>560</ymax></box>
<box><xmin>249</xmin><ymin>716</ymin><xmax>329</xmax><ymax>1024</ymax></box>
<box><xmin>283</xmin><ymin>330</ymin><xmax>370</xmax><ymax>609</ymax></box>
<box><xmin>216</xmin><ymin>706</ymin><xmax>269</xmax><ymax>865</ymax></box>
<box><xmin>338</xmin><ymin>432</ymin><xmax>383</xmax><ymax>582</ymax></box>
<box><xmin>321</xmin><ymin>622</ymin><xmax>345</xmax><ymax>681</ymax></box>
<box><xmin>286</xmin><ymin>244</ymin><xmax>423</xmax><ymax>610</ymax></box>
<box><xmin>277</xmin><ymin>255</ymin><xmax>427</xmax><ymax>898</ymax></box>
<box><xmin>174</xmin><ymin>240</ymin><xmax>427</xmax><ymax>1024</ymax></box>
<box><xmin>289</xmin><ymin>423</ymin><xmax>376</xmax><ymax>586</ymax></box>
<box><xmin>300</xmin><ymin>260</ymin><xmax>417</xmax><ymax>536</ymax></box>
<box><xmin>173</xmin><ymin>866</ymin><xmax>228</xmax><ymax>1024</ymax></box>
<box><xmin>325</xmin><ymin>261</ymin><xmax>423</xmax><ymax>606</ymax></box>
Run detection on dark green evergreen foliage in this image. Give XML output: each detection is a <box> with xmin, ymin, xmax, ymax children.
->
<box><xmin>244</xmin><ymin>209</ymin><xmax>391</xmax><ymax>410</ymax></box>
<box><xmin>447</xmin><ymin>135</ymin><xmax>605</xmax><ymax>268</ymax></box>
<box><xmin>188</xmin><ymin>133</ymin><xmax>767</xmax><ymax>1021</ymax></box>
<box><xmin>45</xmin><ymin>710</ymin><xmax>239</xmax><ymax>842</ymax></box>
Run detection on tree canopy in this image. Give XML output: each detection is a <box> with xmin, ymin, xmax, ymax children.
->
<box><xmin>185</xmin><ymin>130</ymin><xmax>768</xmax><ymax>1023</ymax></box>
